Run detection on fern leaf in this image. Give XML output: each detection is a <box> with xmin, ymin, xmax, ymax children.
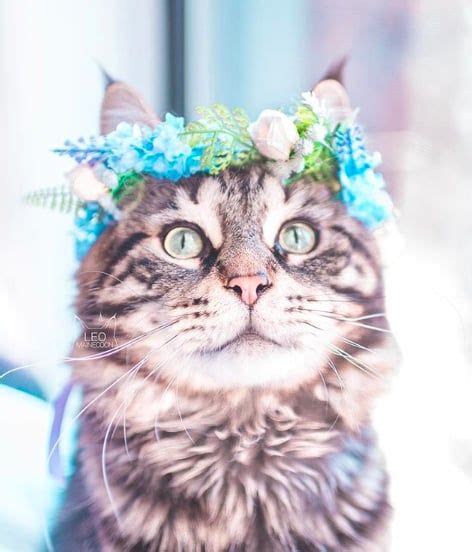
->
<box><xmin>23</xmin><ymin>186</ymin><xmax>83</xmax><ymax>214</ymax></box>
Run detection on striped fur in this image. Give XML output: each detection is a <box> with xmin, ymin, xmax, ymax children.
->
<box><xmin>54</xmin><ymin>167</ymin><xmax>397</xmax><ymax>551</ymax></box>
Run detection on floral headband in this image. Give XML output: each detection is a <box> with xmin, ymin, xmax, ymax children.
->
<box><xmin>26</xmin><ymin>81</ymin><xmax>393</xmax><ymax>259</ymax></box>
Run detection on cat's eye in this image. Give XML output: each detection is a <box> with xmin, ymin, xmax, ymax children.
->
<box><xmin>278</xmin><ymin>221</ymin><xmax>317</xmax><ymax>254</ymax></box>
<box><xmin>163</xmin><ymin>226</ymin><xmax>204</xmax><ymax>259</ymax></box>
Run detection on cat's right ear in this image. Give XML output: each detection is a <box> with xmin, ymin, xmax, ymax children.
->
<box><xmin>100</xmin><ymin>80</ymin><xmax>160</xmax><ymax>134</ymax></box>
<box><xmin>312</xmin><ymin>57</ymin><xmax>351</xmax><ymax>122</ymax></box>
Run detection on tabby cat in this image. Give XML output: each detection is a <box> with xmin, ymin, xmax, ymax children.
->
<box><xmin>53</xmin><ymin>77</ymin><xmax>397</xmax><ymax>551</ymax></box>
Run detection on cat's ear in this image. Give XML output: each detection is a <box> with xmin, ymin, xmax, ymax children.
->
<box><xmin>312</xmin><ymin>57</ymin><xmax>351</xmax><ymax>121</ymax></box>
<box><xmin>100</xmin><ymin>80</ymin><xmax>160</xmax><ymax>134</ymax></box>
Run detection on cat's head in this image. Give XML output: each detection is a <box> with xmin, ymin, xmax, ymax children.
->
<box><xmin>75</xmin><ymin>79</ymin><xmax>392</xmax><ymax>403</ymax></box>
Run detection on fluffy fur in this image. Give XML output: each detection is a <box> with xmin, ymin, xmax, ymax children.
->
<box><xmin>53</xmin><ymin>85</ymin><xmax>397</xmax><ymax>551</ymax></box>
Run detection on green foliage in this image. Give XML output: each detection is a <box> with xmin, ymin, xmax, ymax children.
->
<box><xmin>303</xmin><ymin>142</ymin><xmax>338</xmax><ymax>181</ymax></box>
<box><xmin>295</xmin><ymin>105</ymin><xmax>318</xmax><ymax>137</ymax></box>
<box><xmin>181</xmin><ymin>104</ymin><xmax>261</xmax><ymax>174</ymax></box>
<box><xmin>111</xmin><ymin>171</ymin><xmax>143</xmax><ymax>202</ymax></box>
<box><xmin>23</xmin><ymin>186</ymin><xmax>83</xmax><ymax>214</ymax></box>
<box><xmin>285</xmin><ymin>143</ymin><xmax>338</xmax><ymax>187</ymax></box>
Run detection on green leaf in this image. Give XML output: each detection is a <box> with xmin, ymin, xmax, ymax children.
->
<box><xmin>23</xmin><ymin>186</ymin><xmax>83</xmax><ymax>214</ymax></box>
<box><xmin>111</xmin><ymin>171</ymin><xmax>143</xmax><ymax>202</ymax></box>
<box><xmin>181</xmin><ymin>103</ymin><xmax>258</xmax><ymax>174</ymax></box>
<box><xmin>295</xmin><ymin>105</ymin><xmax>317</xmax><ymax>137</ymax></box>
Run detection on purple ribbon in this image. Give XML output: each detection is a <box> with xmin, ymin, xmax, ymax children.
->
<box><xmin>48</xmin><ymin>381</ymin><xmax>75</xmax><ymax>482</ymax></box>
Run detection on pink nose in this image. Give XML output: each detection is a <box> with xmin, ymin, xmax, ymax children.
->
<box><xmin>226</xmin><ymin>273</ymin><xmax>271</xmax><ymax>306</ymax></box>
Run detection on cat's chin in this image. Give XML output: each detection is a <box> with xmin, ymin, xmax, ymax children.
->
<box><xmin>172</xmin><ymin>344</ymin><xmax>322</xmax><ymax>390</ymax></box>
<box><xmin>206</xmin><ymin>330</ymin><xmax>282</xmax><ymax>355</ymax></box>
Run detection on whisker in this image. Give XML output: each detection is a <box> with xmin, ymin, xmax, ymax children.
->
<box><xmin>81</xmin><ymin>270</ymin><xmax>151</xmax><ymax>298</ymax></box>
<box><xmin>304</xmin><ymin>310</ymin><xmax>391</xmax><ymax>334</ymax></box>
<box><xmin>303</xmin><ymin>294</ymin><xmax>386</xmax><ymax>304</ymax></box>
<box><xmin>176</xmin><ymin>377</ymin><xmax>194</xmax><ymax>444</ymax></box>
<box><xmin>302</xmin><ymin>320</ymin><xmax>380</xmax><ymax>380</ymax></box>
<box><xmin>333</xmin><ymin>319</ymin><xmax>391</xmax><ymax>334</ymax></box>
<box><xmin>340</xmin><ymin>336</ymin><xmax>377</xmax><ymax>355</ymax></box>
<box><xmin>46</xmin><ymin>332</ymin><xmax>182</xmax><ymax>475</ymax></box>
<box><xmin>0</xmin><ymin>319</ymin><xmax>182</xmax><ymax>382</ymax></box>
<box><xmin>66</xmin><ymin>318</ymin><xmax>182</xmax><ymax>362</ymax></box>
<box><xmin>102</xmin><ymin>403</ymin><xmax>125</xmax><ymax>529</ymax></box>
<box><xmin>121</xmin><ymin>334</ymin><xmax>183</xmax><ymax>455</ymax></box>
<box><xmin>153</xmin><ymin>373</ymin><xmax>181</xmax><ymax>444</ymax></box>
<box><xmin>328</xmin><ymin>343</ymin><xmax>381</xmax><ymax>380</ymax></box>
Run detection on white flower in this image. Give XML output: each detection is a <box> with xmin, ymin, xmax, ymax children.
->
<box><xmin>301</xmin><ymin>91</ymin><xmax>329</xmax><ymax>119</ymax></box>
<box><xmin>249</xmin><ymin>109</ymin><xmax>299</xmax><ymax>161</ymax></box>
<box><xmin>92</xmin><ymin>164</ymin><xmax>118</xmax><ymax>189</ymax></box>
<box><xmin>371</xmin><ymin>151</ymin><xmax>382</xmax><ymax>168</ymax></box>
<box><xmin>300</xmin><ymin>139</ymin><xmax>314</xmax><ymax>155</ymax></box>
<box><xmin>97</xmin><ymin>193</ymin><xmax>121</xmax><ymax>220</ymax></box>
<box><xmin>271</xmin><ymin>152</ymin><xmax>304</xmax><ymax>180</ymax></box>
<box><xmin>67</xmin><ymin>164</ymin><xmax>108</xmax><ymax>201</ymax></box>
<box><xmin>309</xmin><ymin>123</ymin><xmax>328</xmax><ymax>143</ymax></box>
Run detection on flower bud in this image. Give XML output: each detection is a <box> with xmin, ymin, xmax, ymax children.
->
<box><xmin>249</xmin><ymin>109</ymin><xmax>299</xmax><ymax>161</ymax></box>
<box><xmin>67</xmin><ymin>164</ymin><xmax>107</xmax><ymax>202</ymax></box>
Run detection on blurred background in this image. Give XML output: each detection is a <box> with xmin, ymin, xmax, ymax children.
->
<box><xmin>0</xmin><ymin>0</ymin><xmax>471</xmax><ymax>550</ymax></box>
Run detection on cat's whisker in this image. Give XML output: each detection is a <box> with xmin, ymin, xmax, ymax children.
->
<box><xmin>301</xmin><ymin>320</ymin><xmax>380</xmax><ymax>380</ymax></box>
<box><xmin>303</xmin><ymin>310</ymin><xmax>391</xmax><ymax>334</ymax></box>
<box><xmin>344</xmin><ymin>312</ymin><xmax>386</xmax><ymax>322</ymax></box>
<box><xmin>332</xmin><ymin>318</ymin><xmax>391</xmax><ymax>334</ymax></box>
<box><xmin>326</xmin><ymin>356</ymin><xmax>345</xmax><ymax>390</ymax></box>
<box><xmin>47</xmin><ymin>361</ymin><xmax>143</xmax><ymax>487</ymax></box>
<box><xmin>0</xmin><ymin>318</ymin><xmax>182</xmax><ymax>383</ymax></box>
<box><xmin>67</xmin><ymin>317</ymin><xmax>184</xmax><ymax>362</ymax></box>
<box><xmin>81</xmin><ymin>270</ymin><xmax>152</xmax><ymax>298</ymax></box>
<box><xmin>303</xmin><ymin>294</ymin><xmax>386</xmax><ymax>304</ymax></box>
<box><xmin>301</xmin><ymin>320</ymin><xmax>378</xmax><ymax>362</ymax></box>
<box><xmin>317</xmin><ymin>365</ymin><xmax>331</xmax><ymax>418</ymax></box>
<box><xmin>316</xmin><ymin>311</ymin><xmax>387</xmax><ymax>323</ymax></box>
<box><xmin>303</xmin><ymin>333</ymin><xmax>356</xmax><ymax>430</ymax></box>
<box><xmin>102</xmin><ymin>401</ymin><xmax>126</xmax><ymax>530</ymax></box>
<box><xmin>47</xmin><ymin>332</ymin><xmax>181</xmax><ymax>473</ymax></box>
<box><xmin>175</xmin><ymin>377</ymin><xmax>195</xmax><ymax>444</ymax></box>
<box><xmin>324</xmin><ymin>357</ymin><xmax>347</xmax><ymax>432</ymax></box>
<box><xmin>121</xmin><ymin>349</ymin><xmax>160</xmax><ymax>458</ymax></box>
<box><xmin>139</xmin><ymin>343</ymin><xmax>196</xmax><ymax>445</ymax></box>
<box><xmin>153</xmin><ymin>374</ymin><xmax>180</xmax><ymax>445</ymax></box>
<box><xmin>121</xmin><ymin>335</ymin><xmax>185</xmax><ymax>455</ymax></box>
<box><xmin>340</xmin><ymin>336</ymin><xmax>377</xmax><ymax>355</ymax></box>
<box><xmin>328</xmin><ymin>343</ymin><xmax>381</xmax><ymax>380</ymax></box>
<box><xmin>295</xmin><ymin>304</ymin><xmax>386</xmax><ymax>322</ymax></box>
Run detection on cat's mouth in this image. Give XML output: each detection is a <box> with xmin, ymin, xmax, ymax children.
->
<box><xmin>206</xmin><ymin>328</ymin><xmax>282</xmax><ymax>355</ymax></box>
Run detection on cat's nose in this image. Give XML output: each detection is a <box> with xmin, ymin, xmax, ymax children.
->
<box><xmin>226</xmin><ymin>273</ymin><xmax>271</xmax><ymax>306</ymax></box>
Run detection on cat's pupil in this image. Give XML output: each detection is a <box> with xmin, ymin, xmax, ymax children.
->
<box><xmin>279</xmin><ymin>222</ymin><xmax>316</xmax><ymax>254</ymax></box>
<box><xmin>163</xmin><ymin>226</ymin><xmax>203</xmax><ymax>258</ymax></box>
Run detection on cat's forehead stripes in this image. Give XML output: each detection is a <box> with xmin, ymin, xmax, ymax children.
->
<box><xmin>138</xmin><ymin>168</ymin><xmax>340</xmax><ymax>252</ymax></box>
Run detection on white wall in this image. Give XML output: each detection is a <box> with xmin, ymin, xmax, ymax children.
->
<box><xmin>0</xmin><ymin>0</ymin><xmax>167</xmax><ymax>394</ymax></box>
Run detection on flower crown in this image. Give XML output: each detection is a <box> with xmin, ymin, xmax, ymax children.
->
<box><xmin>26</xmin><ymin>82</ymin><xmax>393</xmax><ymax>259</ymax></box>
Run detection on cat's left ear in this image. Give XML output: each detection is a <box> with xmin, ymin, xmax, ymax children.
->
<box><xmin>100</xmin><ymin>81</ymin><xmax>160</xmax><ymax>134</ymax></box>
<box><xmin>312</xmin><ymin>58</ymin><xmax>352</xmax><ymax>122</ymax></box>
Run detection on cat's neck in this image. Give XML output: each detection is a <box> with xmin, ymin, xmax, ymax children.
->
<box><xmin>71</xmin><ymin>357</ymin><xmax>387</xmax><ymax>551</ymax></box>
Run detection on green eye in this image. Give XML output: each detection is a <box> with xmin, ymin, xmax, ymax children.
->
<box><xmin>278</xmin><ymin>222</ymin><xmax>317</xmax><ymax>254</ymax></box>
<box><xmin>163</xmin><ymin>226</ymin><xmax>204</xmax><ymax>259</ymax></box>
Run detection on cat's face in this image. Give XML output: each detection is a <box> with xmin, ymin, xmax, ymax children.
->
<box><xmin>77</xmin><ymin>167</ymin><xmax>385</xmax><ymax>391</ymax></box>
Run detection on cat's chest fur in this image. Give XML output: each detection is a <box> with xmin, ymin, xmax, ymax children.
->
<box><xmin>67</xmin><ymin>384</ymin><xmax>389</xmax><ymax>551</ymax></box>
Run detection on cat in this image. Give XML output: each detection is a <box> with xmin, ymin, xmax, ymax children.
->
<box><xmin>53</xmin><ymin>77</ymin><xmax>398</xmax><ymax>551</ymax></box>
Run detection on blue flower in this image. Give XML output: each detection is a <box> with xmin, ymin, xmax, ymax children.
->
<box><xmin>334</xmin><ymin>126</ymin><xmax>392</xmax><ymax>229</ymax></box>
<box><xmin>97</xmin><ymin>115</ymin><xmax>202</xmax><ymax>181</ymax></box>
<box><xmin>56</xmin><ymin>114</ymin><xmax>203</xmax><ymax>183</ymax></box>
<box><xmin>337</xmin><ymin>169</ymin><xmax>393</xmax><ymax>229</ymax></box>
<box><xmin>73</xmin><ymin>203</ymin><xmax>115</xmax><ymax>260</ymax></box>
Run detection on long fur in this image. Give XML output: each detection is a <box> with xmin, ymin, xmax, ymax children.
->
<box><xmin>54</xmin><ymin>167</ymin><xmax>397</xmax><ymax>551</ymax></box>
